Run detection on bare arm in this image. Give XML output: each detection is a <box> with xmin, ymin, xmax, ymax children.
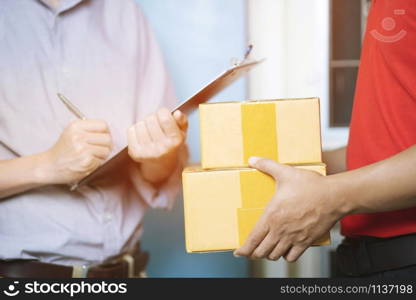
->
<box><xmin>322</xmin><ymin>146</ymin><xmax>347</xmax><ymax>175</ymax></box>
<box><xmin>0</xmin><ymin>120</ymin><xmax>112</xmax><ymax>199</ymax></box>
<box><xmin>332</xmin><ymin>145</ymin><xmax>416</xmax><ymax>214</ymax></box>
<box><xmin>235</xmin><ymin>145</ymin><xmax>416</xmax><ymax>261</ymax></box>
<box><xmin>0</xmin><ymin>153</ymin><xmax>49</xmax><ymax>199</ymax></box>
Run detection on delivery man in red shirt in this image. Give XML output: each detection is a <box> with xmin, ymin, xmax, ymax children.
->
<box><xmin>235</xmin><ymin>0</ymin><xmax>416</xmax><ymax>277</ymax></box>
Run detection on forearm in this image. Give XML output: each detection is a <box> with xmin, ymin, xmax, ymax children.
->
<box><xmin>330</xmin><ymin>145</ymin><xmax>416</xmax><ymax>216</ymax></box>
<box><xmin>322</xmin><ymin>146</ymin><xmax>347</xmax><ymax>175</ymax></box>
<box><xmin>139</xmin><ymin>153</ymin><xmax>179</xmax><ymax>185</ymax></box>
<box><xmin>0</xmin><ymin>152</ymin><xmax>50</xmax><ymax>199</ymax></box>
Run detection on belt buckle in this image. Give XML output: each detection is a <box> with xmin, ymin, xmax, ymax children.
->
<box><xmin>122</xmin><ymin>254</ymin><xmax>135</xmax><ymax>278</ymax></box>
<box><xmin>72</xmin><ymin>265</ymin><xmax>89</xmax><ymax>278</ymax></box>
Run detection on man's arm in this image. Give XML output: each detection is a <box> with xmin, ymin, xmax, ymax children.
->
<box><xmin>0</xmin><ymin>152</ymin><xmax>50</xmax><ymax>199</ymax></box>
<box><xmin>332</xmin><ymin>145</ymin><xmax>416</xmax><ymax>214</ymax></box>
<box><xmin>0</xmin><ymin>120</ymin><xmax>112</xmax><ymax>199</ymax></box>
<box><xmin>322</xmin><ymin>146</ymin><xmax>346</xmax><ymax>175</ymax></box>
<box><xmin>234</xmin><ymin>145</ymin><xmax>416</xmax><ymax>261</ymax></box>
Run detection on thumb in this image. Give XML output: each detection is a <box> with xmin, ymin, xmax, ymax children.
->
<box><xmin>173</xmin><ymin>110</ymin><xmax>188</xmax><ymax>132</ymax></box>
<box><xmin>248</xmin><ymin>157</ymin><xmax>292</xmax><ymax>180</ymax></box>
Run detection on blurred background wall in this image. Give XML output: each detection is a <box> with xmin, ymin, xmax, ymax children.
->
<box><xmin>137</xmin><ymin>0</ymin><xmax>249</xmax><ymax>277</ymax></box>
<box><xmin>136</xmin><ymin>0</ymin><xmax>366</xmax><ymax>277</ymax></box>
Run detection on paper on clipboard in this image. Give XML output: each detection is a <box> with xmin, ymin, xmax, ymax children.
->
<box><xmin>74</xmin><ymin>56</ymin><xmax>264</xmax><ymax>189</ymax></box>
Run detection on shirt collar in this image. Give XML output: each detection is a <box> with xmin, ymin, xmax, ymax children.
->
<box><xmin>38</xmin><ymin>0</ymin><xmax>85</xmax><ymax>15</ymax></box>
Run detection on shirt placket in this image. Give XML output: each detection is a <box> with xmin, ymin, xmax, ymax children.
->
<box><xmin>51</xmin><ymin>12</ymin><xmax>68</xmax><ymax>97</ymax></box>
<box><xmin>51</xmin><ymin>10</ymin><xmax>120</xmax><ymax>261</ymax></box>
<box><xmin>97</xmin><ymin>187</ymin><xmax>120</xmax><ymax>259</ymax></box>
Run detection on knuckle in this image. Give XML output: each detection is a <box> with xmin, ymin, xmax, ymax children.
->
<box><xmin>158</xmin><ymin>111</ymin><xmax>172</xmax><ymax>125</ymax></box>
<box><xmin>268</xmin><ymin>229</ymin><xmax>280</xmax><ymax>241</ymax></box>
<box><xmin>255</xmin><ymin>159</ymin><xmax>268</xmax><ymax>169</ymax></box>
<box><xmin>80</xmin><ymin>155</ymin><xmax>94</xmax><ymax>169</ymax></box>
<box><xmin>248</xmin><ymin>238</ymin><xmax>260</xmax><ymax>249</ymax></box>
<box><xmin>99</xmin><ymin>121</ymin><xmax>109</xmax><ymax>131</ymax></box>
<box><xmin>128</xmin><ymin>147</ymin><xmax>141</xmax><ymax>161</ymax></box>
<box><xmin>73</xmin><ymin>142</ymin><xmax>85</xmax><ymax>153</ymax></box>
<box><xmin>68</xmin><ymin>119</ymin><xmax>81</xmax><ymax>129</ymax></box>
<box><xmin>163</xmin><ymin>138</ymin><xmax>177</xmax><ymax>150</ymax></box>
<box><xmin>71</xmin><ymin>132</ymin><xmax>81</xmax><ymax>143</ymax></box>
<box><xmin>154</xmin><ymin>144</ymin><xmax>167</xmax><ymax>158</ymax></box>
<box><xmin>102</xmin><ymin>148</ymin><xmax>111</xmax><ymax>158</ymax></box>
<box><xmin>296</xmin><ymin>234</ymin><xmax>308</xmax><ymax>244</ymax></box>
<box><xmin>266</xmin><ymin>213</ymin><xmax>278</xmax><ymax>226</ymax></box>
<box><xmin>104</xmin><ymin>134</ymin><xmax>113</xmax><ymax>146</ymax></box>
<box><xmin>253</xmin><ymin>250</ymin><xmax>266</xmax><ymax>259</ymax></box>
<box><xmin>170</xmin><ymin>135</ymin><xmax>184</xmax><ymax>147</ymax></box>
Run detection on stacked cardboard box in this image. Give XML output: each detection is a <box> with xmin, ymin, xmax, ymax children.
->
<box><xmin>182</xmin><ymin>98</ymin><xmax>330</xmax><ymax>253</ymax></box>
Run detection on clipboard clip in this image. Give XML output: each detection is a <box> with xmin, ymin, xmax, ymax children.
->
<box><xmin>244</xmin><ymin>44</ymin><xmax>254</xmax><ymax>60</ymax></box>
<box><xmin>231</xmin><ymin>44</ymin><xmax>254</xmax><ymax>66</ymax></box>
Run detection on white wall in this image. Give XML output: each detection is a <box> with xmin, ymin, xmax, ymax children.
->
<box><xmin>248</xmin><ymin>0</ymin><xmax>348</xmax><ymax>150</ymax></box>
<box><xmin>247</xmin><ymin>0</ymin><xmax>348</xmax><ymax>277</ymax></box>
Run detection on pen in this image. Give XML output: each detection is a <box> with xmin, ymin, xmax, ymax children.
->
<box><xmin>57</xmin><ymin>93</ymin><xmax>87</xmax><ymax>120</ymax></box>
<box><xmin>56</xmin><ymin>93</ymin><xmax>87</xmax><ymax>191</ymax></box>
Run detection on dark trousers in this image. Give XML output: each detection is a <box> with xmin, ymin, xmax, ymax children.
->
<box><xmin>336</xmin><ymin>234</ymin><xmax>416</xmax><ymax>278</ymax></box>
<box><xmin>342</xmin><ymin>265</ymin><xmax>416</xmax><ymax>279</ymax></box>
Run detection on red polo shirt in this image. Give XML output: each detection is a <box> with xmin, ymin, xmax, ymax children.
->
<box><xmin>341</xmin><ymin>0</ymin><xmax>416</xmax><ymax>238</ymax></box>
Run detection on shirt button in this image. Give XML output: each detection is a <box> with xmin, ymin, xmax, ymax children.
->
<box><xmin>103</xmin><ymin>213</ymin><xmax>113</xmax><ymax>223</ymax></box>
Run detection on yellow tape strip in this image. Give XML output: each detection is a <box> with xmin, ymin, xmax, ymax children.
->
<box><xmin>237</xmin><ymin>208</ymin><xmax>264</xmax><ymax>247</ymax></box>
<box><xmin>239</xmin><ymin>170</ymin><xmax>275</xmax><ymax>208</ymax></box>
<box><xmin>238</xmin><ymin>170</ymin><xmax>275</xmax><ymax>247</ymax></box>
<box><xmin>241</xmin><ymin>103</ymin><xmax>278</xmax><ymax>164</ymax></box>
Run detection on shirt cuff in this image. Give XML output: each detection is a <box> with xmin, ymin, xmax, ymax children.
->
<box><xmin>128</xmin><ymin>145</ymin><xmax>189</xmax><ymax>210</ymax></box>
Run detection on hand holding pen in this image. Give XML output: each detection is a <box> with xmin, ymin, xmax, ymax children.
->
<box><xmin>39</xmin><ymin>93</ymin><xmax>113</xmax><ymax>187</ymax></box>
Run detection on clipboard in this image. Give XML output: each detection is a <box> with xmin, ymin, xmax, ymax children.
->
<box><xmin>74</xmin><ymin>55</ymin><xmax>264</xmax><ymax>189</ymax></box>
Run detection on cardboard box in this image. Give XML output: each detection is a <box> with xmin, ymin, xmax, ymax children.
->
<box><xmin>199</xmin><ymin>98</ymin><xmax>322</xmax><ymax>169</ymax></box>
<box><xmin>182</xmin><ymin>164</ymin><xmax>330</xmax><ymax>253</ymax></box>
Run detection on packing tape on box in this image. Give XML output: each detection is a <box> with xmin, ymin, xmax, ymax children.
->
<box><xmin>240</xmin><ymin>169</ymin><xmax>275</xmax><ymax>208</ymax></box>
<box><xmin>241</xmin><ymin>102</ymin><xmax>278</xmax><ymax>162</ymax></box>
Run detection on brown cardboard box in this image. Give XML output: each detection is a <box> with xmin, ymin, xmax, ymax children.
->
<box><xmin>182</xmin><ymin>164</ymin><xmax>330</xmax><ymax>253</ymax></box>
<box><xmin>199</xmin><ymin>98</ymin><xmax>322</xmax><ymax>169</ymax></box>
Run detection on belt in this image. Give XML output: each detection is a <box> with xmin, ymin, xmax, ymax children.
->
<box><xmin>0</xmin><ymin>246</ymin><xmax>149</xmax><ymax>278</ymax></box>
<box><xmin>336</xmin><ymin>234</ymin><xmax>416</xmax><ymax>276</ymax></box>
